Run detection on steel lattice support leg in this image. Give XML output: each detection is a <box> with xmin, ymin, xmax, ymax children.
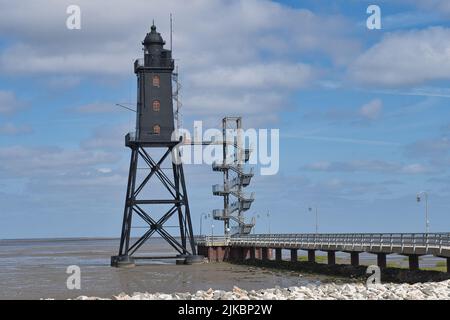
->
<box><xmin>172</xmin><ymin>162</ymin><xmax>187</xmax><ymax>254</ymax></box>
<box><xmin>177</xmin><ymin>162</ymin><xmax>197</xmax><ymax>256</ymax></box>
<box><xmin>112</xmin><ymin>147</ymin><xmax>139</xmax><ymax>267</ymax></box>
<box><xmin>112</xmin><ymin>145</ymin><xmax>201</xmax><ymax>267</ymax></box>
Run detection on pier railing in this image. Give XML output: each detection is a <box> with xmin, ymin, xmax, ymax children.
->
<box><xmin>195</xmin><ymin>235</ymin><xmax>230</xmax><ymax>246</ymax></box>
<box><xmin>230</xmin><ymin>233</ymin><xmax>450</xmax><ymax>254</ymax></box>
<box><xmin>196</xmin><ymin>233</ymin><xmax>450</xmax><ymax>256</ymax></box>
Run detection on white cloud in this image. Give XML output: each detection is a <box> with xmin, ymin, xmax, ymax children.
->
<box><xmin>411</xmin><ymin>0</ymin><xmax>450</xmax><ymax>16</ymax></box>
<box><xmin>0</xmin><ymin>146</ymin><xmax>120</xmax><ymax>177</ymax></box>
<box><xmin>302</xmin><ymin>99</ymin><xmax>384</xmax><ymax>125</ymax></box>
<box><xmin>400</xmin><ymin>163</ymin><xmax>429</xmax><ymax>174</ymax></box>
<box><xmin>296</xmin><ymin>135</ymin><xmax>400</xmax><ymax>146</ymax></box>
<box><xmin>46</xmin><ymin>76</ymin><xmax>82</xmax><ymax>89</ymax></box>
<box><xmin>381</xmin><ymin>11</ymin><xmax>442</xmax><ymax>30</ymax></box>
<box><xmin>359</xmin><ymin>99</ymin><xmax>383</xmax><ymax>120</ymax></box>
<box><xmin>97</xmin><ymin>168</ymin><xmax>112</xmax><ymax>174</ymax></box>
<box><xmin>0</xmin><ymin>0</ymin><xmax>357</xmax><ymax>76</ymax></box>
<box><xmin>72</xmin><ymin>102</ymin><xmax>119</xmax><ymax>114</ymax></box>
<box><xmin>349</xmin><ymin>27</ymin><xmax>450</xmax><ymax>87</ymax></box>
<box><xmin>0</xmin><ymin>91</ymin><xmax>25</xmax><ymax>114</ymax></box>
<box><xmin>302</xmin><ymin>160</ymin><xmax>432</xmax><ymax>175</ymax></box>
<box><xmin>0</xmin><ymin>44</ymin><xmax>131</xmax><ymax>75</ymax></box>
<box><xmin>80</xmin><ymin>123</ymin><xmax>130</xmax><ymax>150</ymax></box>
<box><xmin>304</xmin><ymin>161</ymin><xmax>332</xmax><ymax>171</ymax></box>
<box><xmin>185</xmin><ymin>91</ymin><xmax>285</xmax><ymax>116</ymax></box>
<box><xmin>270</xmin><ymin>174</ymin><xmax>397</xmax><ymax>198</ymax></box>
<box><xmin>0</xmin><ymin>121</ymin><xmax>131</xmax><ymax>208</ymax></box>
<box><xmin>0</xmin><ymin>123</ymin><xmax>32</xmax><ymax>135</ymax></box>
<box><xmin>0</xmin><ymin>0</ymin><xmax>360</xmax><ymax>123</ymax></box>
<box><xmin>406</xmin><ymin>137</ymin><xmax>450</xmax><ymax>158</ymax></box>
<box><xmin>189</xmin><ymin>63</ymin><xmax>314</xmax><ymax>90</ymax></box>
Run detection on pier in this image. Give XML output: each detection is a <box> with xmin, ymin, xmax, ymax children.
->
<box><xmin>197</xmin><ymin>233</ymin><xmax>450</xmax><ymax>272</ymax></box>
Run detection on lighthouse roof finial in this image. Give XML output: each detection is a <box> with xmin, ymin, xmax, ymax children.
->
<box><xmin>143</xmin><ymin>22</ymin><xmax>165</xmax><ymax>46</ymax></box>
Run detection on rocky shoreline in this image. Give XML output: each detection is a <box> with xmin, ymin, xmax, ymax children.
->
<box><xmin>235</xmin><ymin>259</ymin><xmax>450</xmax><ymax>284</ymax></box>
<box><xmin>76</xmin><ymin>280</ymin><xmax>450</xmax><ymax>300</ymax></box>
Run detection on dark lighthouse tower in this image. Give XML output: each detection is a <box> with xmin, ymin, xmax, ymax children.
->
<box><xmin>111</xmin><ymin>25</ymin><xmax>201</xmax><ymax>267</ymax></box>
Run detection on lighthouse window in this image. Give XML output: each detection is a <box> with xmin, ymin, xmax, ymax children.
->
<box><xmin>153</xmin><ymin>124</ymin><xmax>161</xmax><ymax>135</ymax></box>
<box><xmin>152</xmin><ymin>75</ymin><xmax>160</xmax><ymax>87</ymax></box>
<box><xmin>152</xmin><ymin>100</ymin><xmax>160</xmax><ymax>112</ymax></box>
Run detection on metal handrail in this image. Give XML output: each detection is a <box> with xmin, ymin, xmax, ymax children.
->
<box><xmin>195</xmin><ymin>233</ymin><xmax>450</xmax><ymax>258</ymax></box>
<box><xmin>196</xmin><ymin>235</ymin><xmax>230</xmax><ymax>246</ymax></box>
<box><xmin>134</xmin><ymin>58</ymin><xmax>174</xmax><ymax>69</ymax></box>
<box><xmin>224</xmin><ymin>233</ymin><xmax>450</xmax><ymax>252</ymax></box>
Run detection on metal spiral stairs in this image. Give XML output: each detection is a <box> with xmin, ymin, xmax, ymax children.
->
<box><xmin>211</xmin><ymin>117</ymin><xmax>256</xmax><ymax>236</ymax></box>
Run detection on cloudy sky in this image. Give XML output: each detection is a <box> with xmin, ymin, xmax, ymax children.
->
<box><xmin>1</xmin><ymin>0</ymin><xmax>450</xmax><ymax>239</ymax></box>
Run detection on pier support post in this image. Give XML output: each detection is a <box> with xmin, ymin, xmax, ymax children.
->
<box><xmin>350</xmin><ymin>252</ymin><xmax>359</xmax><ymax>267</ymax></box>
<box><xmin>308</xmin><ymin>250</ymin><xmax>316</xmax><ymax>263</ymax></box>
<box><xmin>262</xmin><ymin>247</ymin><xmax>269</xmax><ymax>261</ymax></box>
<box><xmin>408</xmin><ymin>255</ymin><xmax>420</xmax><ymax>271</ymax></box>
<box><xmin>290</xmin><ymin>249</ymin><xmax>298</xmax><ymax>262</ymax></box>
<box><xmin>229</xmin><ymin>247</ymin><xmax>234</xmax><ymax>260</ymax></box>
<box><xmin>232</xmin><ymin>247</ymin><xmax>240</xmax><ymax>261</ymax></box>
<box><xmin>256</xmin><ymin>247</ymin><xmax>262</xmax><ymax>259</ymax></box>
<box><xmin>250</xmin><ymin>247</ymin><xmax>256</xmax><ymax>260</ymax></box>
<box><xmin>208</xmin><ymin>247</ymin><xmax>215</xmax><ymax>262</ymax></box>
<box><xmin>244</xmin><ymin>247</ymin><xmax>251</xmax><ymax>260</ymax></box>
<box><xmin>238</xmin><ymin>247</ymin><xmax>247</xmax><ymax>261</ymax></box>
<box><xmin>275</xmin><ymin>248</ymin><xmax>282</xmax><ymax>262</ymax></box>
<box><xmin>218</xmin><ymin>246</ymin><xmax>225</xmax><ymax>262</ymax></box>
<box><xmin>223</xmin><ymin>246</ymin><xmax>231</xmax><ymax>261</ymax></box>
<box><xmin>377</xmin><ymin>253</ymin><xmax>387</xmax><ymax>269</ymax></box>
<box><xmin>213</xmin><ymin>247</ymin><xmax>219</xmax><ymax>262</ymax></box>
<box><xmin>327</xmin><ymin>251</ymin><xmax>336</xmax><ymax>265</ymax></box>
<box><xmin>436</xmin><ymin>256</ymin><xmax>449</xmax><ymax>273</ymax></box>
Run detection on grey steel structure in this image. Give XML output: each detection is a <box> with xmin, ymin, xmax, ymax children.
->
<box><xmin>111</xmin><ymin>25</ymin><xmax>199</xmax><ymax>267</ymax></box>
<box><xmin>197</xmin><ymin>233</ymin><xmax>450</xmax><ymax>271</ymax></box>
<box><xmin>212</xmin><ymin>117</ymin><xmax>255</xmax><ymax>237</ymax></box>
<box><xmin>228</xmin><ymin>233</ymin><xmax>450</xmax><ymax>257</ymax></box>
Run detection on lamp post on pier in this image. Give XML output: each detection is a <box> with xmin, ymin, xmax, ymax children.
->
<box><xmin>416</xmin><ymin>191</ymin><xmax>429</xmax><ymax>233</ymax></box>
<box><xmin>199</xmin><ymin>212</ymin><xmax>209</xmax><ymax>236</ymax></box>
<box><xmin>308</xmin><ymin>206</ymin><xmax>319</xmax><ymax>234</ymax></box>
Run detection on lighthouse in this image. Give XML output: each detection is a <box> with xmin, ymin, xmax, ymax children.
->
<box><xmin>135</xmin><ymin>24</ymin><xmax>175</xmax><ymax>142</ymax></box>
<box><xmin>111</xmin><ymin>25</ymin><xmax>201</xmax><ymax>267</ymax></box>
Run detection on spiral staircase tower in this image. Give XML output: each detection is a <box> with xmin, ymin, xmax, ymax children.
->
<box><xmin>212</xmin><ymin>117</ymin><xmax>256</xmax><ymax>237</ymax></box>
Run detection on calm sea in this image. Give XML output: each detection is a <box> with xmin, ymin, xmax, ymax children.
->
<box><xmin>0</xmin><ymin>237</ymin><xmax>443</xmax><ymax>299</ymax></box>
<box><xmin>0</xmin><ymin>237</ymin><xmax>330</xmax><ymax>299</ymax></box>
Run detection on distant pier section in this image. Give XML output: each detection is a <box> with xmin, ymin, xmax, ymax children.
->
<box><xmin>197</xmin><ymin>233</ymin><xmax>450</xmax><ymax>272</ymax></box>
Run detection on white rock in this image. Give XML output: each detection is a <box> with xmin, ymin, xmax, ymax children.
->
<box><xmin>76</xmin><ymin>279</ymin><xmax>450</xmax><ymax>301</ymax></box>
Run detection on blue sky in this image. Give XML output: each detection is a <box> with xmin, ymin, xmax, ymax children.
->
<box><xmin>1</xmin><ymin>0</ymin><xmax>450</xmax><ymax>239</ymax></box>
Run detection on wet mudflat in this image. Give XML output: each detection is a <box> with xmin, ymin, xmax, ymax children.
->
<box><xmin>0</xmin><ymin>238</ymin><xmax>339</xmax><ymax>299</ymax></box>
